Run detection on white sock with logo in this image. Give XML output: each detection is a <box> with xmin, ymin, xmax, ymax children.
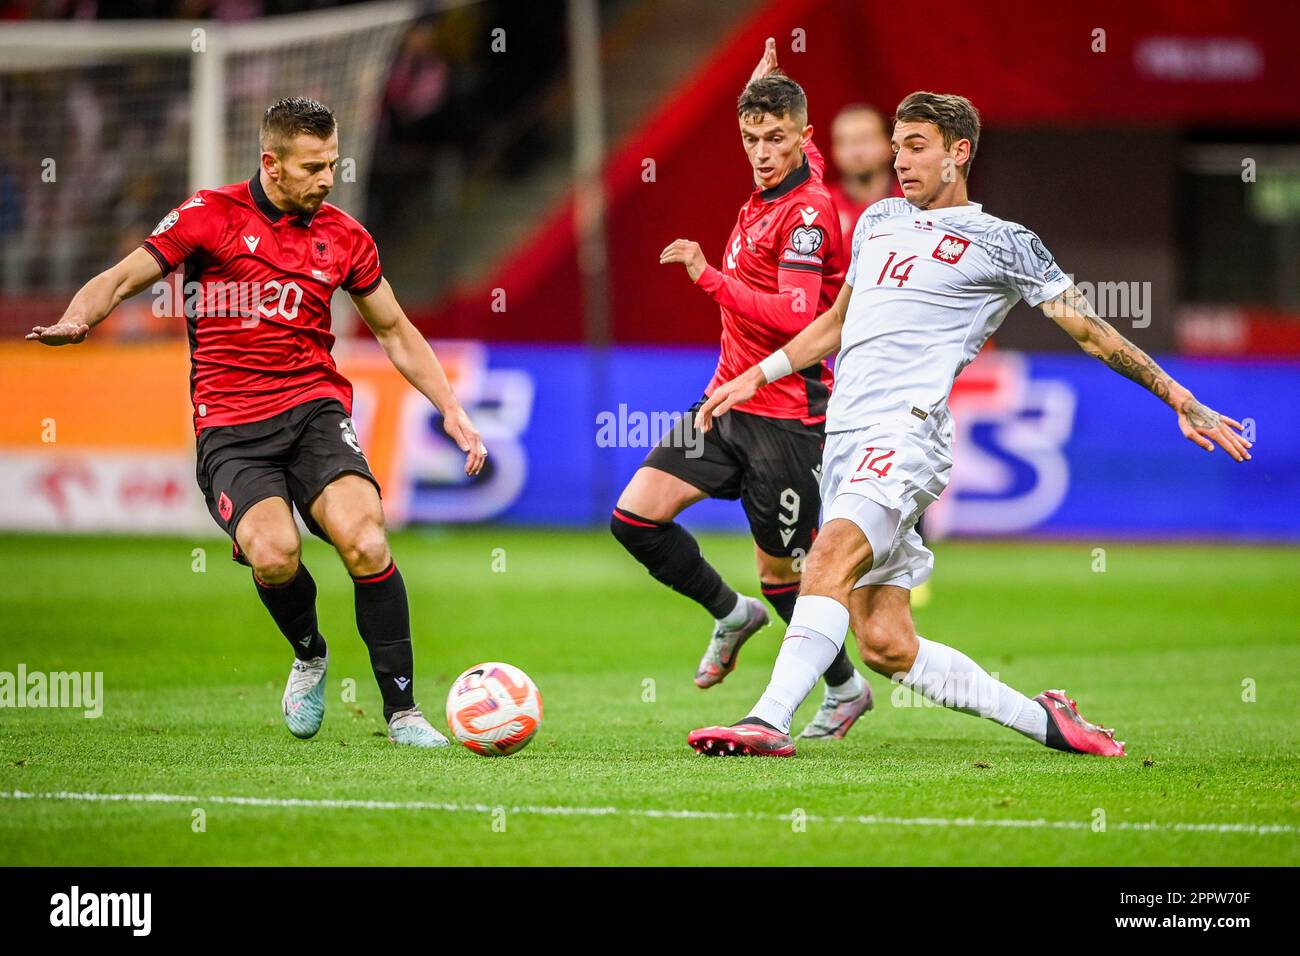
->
<box><xmin>899</xmin><ymin>635</ymin><xmax>1047</xmax><ymax>743</ymax></box>
<box><xmin>750</xmin><ymin>596</ymin><xmax>850</xmax><ymax>734</ymax></box>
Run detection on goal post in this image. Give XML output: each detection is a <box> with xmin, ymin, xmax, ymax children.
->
<box><xmin>0</xmin><ymin>0</ymin><xmax>422</xmax><ymax>303</ymax></box>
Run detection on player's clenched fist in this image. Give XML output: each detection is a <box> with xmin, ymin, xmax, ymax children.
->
<box><xmin>26</xmin><ymin>322</ymin><xmax>90</xmax><ymax>346</ymax></box>
<box><xmin>442</xmin><ymin>403</ymin><xmax>488</xmax><ymax>476</ymax></box>
<box><xmin>659</xmin><ymin>239</ymin><xmax>708</xmax><ymax>283</ymax></box>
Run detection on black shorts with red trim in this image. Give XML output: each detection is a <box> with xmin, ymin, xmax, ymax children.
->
<box><xmin>642</xmin><ymin>398</ymin><xmax>823</xmax><ymax>558</ymax></box>
<box><xmin>195</xmin><ymin>398</ymin><xmax>380</xmax><ymax>564</ymax></box>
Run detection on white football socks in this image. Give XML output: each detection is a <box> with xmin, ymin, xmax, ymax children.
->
<box><xmin>716</xmin><ymin>593</ymin><xmax>750</xmax><ymax>630</ymax></box>
<box><xmin>900</xmin><ymin>635</ymin><xmax>1047</xmax><ymax>743</ymax></box>
<box><xmin>827</xmin><ymin>671</ymin><xmax>864</xmax><ymax>700</ymax></box>
<box><xmin>750</xmin><ymin>595</ymin><xmax>850</xmax><ymax>734</ymax></box>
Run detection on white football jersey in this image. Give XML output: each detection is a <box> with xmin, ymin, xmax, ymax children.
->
<box><xmin>829</xmin><ymin>198</ymin><xmax>1071</xmax><ymax>434</ymax></box>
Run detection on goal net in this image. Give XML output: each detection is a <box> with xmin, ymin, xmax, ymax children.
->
<box><xmin>0</xmin><ymin>1</ymin><xmax>419</xmax><ymax>320</ymax></box>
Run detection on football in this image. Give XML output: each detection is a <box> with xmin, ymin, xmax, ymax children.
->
<box><xmin>445</xmin><ymin>662</ymin><xmax>543</xmax><ymax>756</ymax></box>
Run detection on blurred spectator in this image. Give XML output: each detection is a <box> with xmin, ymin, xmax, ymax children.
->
<box><xmin>371</xmin><ymin>17</ymin><xmax>453</xmax><ymax>238</ymax></box>
<box><xmin>826</xmin><ymin>103</ymin><xmax>898</xmax><ymax>249</ymax></box>
<box><xmin>0</xmin><ymin>153</ymin><xmax>23</xmax><ymax>295</ymax></box>
<box><xmin>384</xmin><ymin>19</ymin><xmax>451</xmax><ymax>143</ymax></box>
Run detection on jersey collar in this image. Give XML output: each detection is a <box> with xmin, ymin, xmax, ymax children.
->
<box><xmin>248</xmin><ymin>172</ymin><xmax>316</xmax><ymax>226</ymax></box>
<box><xmin>912</xmin><ymin>200</ymin><xmax>983</xmax><ymax>219</ymax></box>
<box><xmin>757</xmin><ymin>154</ymin><xmax>811</xmax><ymax>203</ymax></box>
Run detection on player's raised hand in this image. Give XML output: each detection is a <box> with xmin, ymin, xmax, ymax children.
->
<box><xmin>442</xmin><ymin>404</ymin><xmax>488</xmax><ymax>476</ymax></box>
<box><xmin>659</xmin><ymin>239</ymin><xmax>707</xmax><ymax>282</ymax></box>
<box><xmin>694</xmin><ymin>367</ymin><xmax>764</xmax><ymax>433</ymax></box>
<box><xmin>1176</xmin><ymin>397</ymin><xmax>1252</xmax><ymax>462</ymax></box>
<box><xmin>26</xmin><ymin>322</ymin><xmax>90</xmax><ymax>346</ymax></box>
<box><xmin>748</xmin><ymin>37</ymin><xmax>779</xmax><ymax>84</ymax></box>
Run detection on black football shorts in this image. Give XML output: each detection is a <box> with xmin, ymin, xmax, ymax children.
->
<box><xmin>643</xmin><ymin>398</ymin><xmax>824</xmax><ymax>558</ymax></box>
<box><xmin>195</xmin><ymin>397</ymin><xmax>380</xmax><ymax>559</ymax></box>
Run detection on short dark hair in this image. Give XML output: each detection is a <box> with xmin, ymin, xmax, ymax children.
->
<box><xmin>260</xmin><ymin>96</ymin><xmax>337</xmax><ymax>157</ymax></box>
<box><xmin>737</xmin><ymin>71</ymin><xmax>808</xmax><ymax>127</ymax></box>
<box><xmin>894</xmin><ymin>91</ymin><xmax>981</xmax><ymax>177</ymax></box>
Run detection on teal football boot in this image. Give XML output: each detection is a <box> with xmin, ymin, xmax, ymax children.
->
<box><xmin>282</xmin><ymin>656</ymin><xmax>327</xmax><ymax>739</ymax></box>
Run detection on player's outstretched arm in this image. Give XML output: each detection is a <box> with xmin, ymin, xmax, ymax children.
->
<box><xmin>26</xmin><ymin>247</ymin><xmax>163</xmax><ymax>346</ymax></box>
<box><xmin>1042</xmin><ymin>284</ymin><xmax>1252</xmax><ymax>461</ymax></box>
<box><xmin>695</xmin><ymin>279</ymin><xmax>851</xmax><ymax>432</ymax></box>
<box><xmin>351</xmin><ymin>278</ymin><xmax>486</xmax><ymax>476</ymax></box>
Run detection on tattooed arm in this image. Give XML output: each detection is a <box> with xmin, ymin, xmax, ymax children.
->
<box><xmin>1041</xmin><ymin>285</ymin><xmax>1252</xmax><ymax>461</ymax></box>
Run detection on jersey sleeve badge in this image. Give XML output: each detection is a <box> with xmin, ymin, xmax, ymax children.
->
<box><xmin>790</xmin><ymin>224</ymin><xmax>824</xmax><ymax>256</ymax></box>
<box><xmin>151</xmin><ymin>210</ymin><xmax>179</xmax><ymax>236</ymax></box>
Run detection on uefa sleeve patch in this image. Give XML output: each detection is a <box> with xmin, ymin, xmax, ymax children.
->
<box><xmin>151</xmin><ymin>210</ymin><xmax>179</xmax><ymax>236</ymax></box>
<box><xmin>790</xmin><ymin>225</ymin><xmax>824</xmax><ymax>256</ymax></box>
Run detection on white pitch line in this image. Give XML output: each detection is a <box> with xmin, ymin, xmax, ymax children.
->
<box><xmin>1</xmin><ymin>789</ymin><xmax>1295</xmax><ymax>836</ymax></box>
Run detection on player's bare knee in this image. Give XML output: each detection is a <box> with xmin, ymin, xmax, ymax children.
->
<box><xmin>246</xmin><ymin>536</ymin><xmax>301</xmax><ymax>584</ymax></box>
<box><xmin>338</xmin><ymin>518</ymin><xmax>389</xmax><ymax>576</ymax></box>
<box><xmin>615</xmin><ymin>467</ymin><xmax>702</xmax><ymax>524</ymax></box>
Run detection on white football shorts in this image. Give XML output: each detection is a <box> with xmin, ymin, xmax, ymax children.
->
<box><xmin>819</xmin><ymin>415</ymin><xmax>953</xmax><ymax>590</ymax></box>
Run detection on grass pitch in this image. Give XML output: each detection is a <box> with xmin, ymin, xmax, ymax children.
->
<box><xmin>0</xmin><ymin>529</ymin><xmax>1297</xmax><ymax>866</ymax></box>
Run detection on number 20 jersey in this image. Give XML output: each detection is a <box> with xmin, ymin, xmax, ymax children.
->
<box><xmin>830</xmin><ymin>198</ymin><xmax>1072</xmax><ymax>436</ymax></box>
<box><xmin>141</xmin><ymin>174</ymin><xmax>383</xmax><ymax>435</ymax></box>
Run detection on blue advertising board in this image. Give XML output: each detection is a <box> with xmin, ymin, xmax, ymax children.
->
<box><xmin>395</xmin><ymin>344</ymin><xmax>1298</xmax><ymax>541</ymax></box>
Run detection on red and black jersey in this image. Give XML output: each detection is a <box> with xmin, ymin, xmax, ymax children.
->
<box><xmin>142</xmin><ymin>174</ymin><xmax>382</xmax><ymax>434</ymax></box>
<box><xmin>695</xmin><ymin>139</ymin><xmax>844</xmax><ymax>425</ymax></box>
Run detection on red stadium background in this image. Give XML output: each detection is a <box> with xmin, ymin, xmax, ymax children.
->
<box><xmin>412</xmin><ymin>0</ymin><xmax>1300</xmax><ymax>354</ymax></box>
